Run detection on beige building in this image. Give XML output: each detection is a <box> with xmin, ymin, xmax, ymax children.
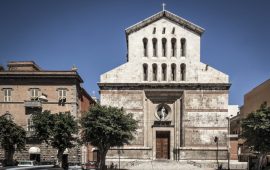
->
<box><xmin>99</xmin><ymin>10</ymin><xmax>231</xmax><ymax>161</ymax></box>
<box><xmin>0</xmin><ymin>61</ymin><xmax>95</xmax><ymax>164</ymax></box>
<box><xmin>240</xmin><ymin>79</ymin><xmax>270</xmax><ymax>118</ymax></box>
<box><xmin>233</xmin><ymin>79</ymin><xmax>270</xmax><ymax>160</ymax></box>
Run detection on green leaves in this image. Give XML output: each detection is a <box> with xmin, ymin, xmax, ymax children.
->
<box><xmin>241</xmin><ymin>102</ymin><xmax>270</xmax><ymax>153</ymax></box>
<box><xmin>81</xmin><ymin>104</ymin><xmax>138</xmax><ymax>149</ymax></box>
<box><xmin>32</xmin><ymin>110</ymin><xmax>79</xmax><ymax>150</ymax></box>
<box><xmin>0</xmin><ymin>115</ymin><xmax>26</xmax><ymax>152</ymax></box>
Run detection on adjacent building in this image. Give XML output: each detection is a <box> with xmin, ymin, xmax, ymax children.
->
<box><xmin>0</xmin><ymin>61</ymin><xmax>95</xmax><ymax>164</ymax></box>
<box><xmin>99</xmin><ymin>10</ymin><xmax>231</xmax><ymax>161</ymax></box>
<box><xmin>232</xmin><ymin>79</ymin><xmax>270</xmax><ymax>160</ymax></box>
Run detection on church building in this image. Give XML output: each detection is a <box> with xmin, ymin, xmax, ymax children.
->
<box><xmin>99</xmin><ymin>9</ymin><xmax>230</xmax><ymax>160</ymax></box>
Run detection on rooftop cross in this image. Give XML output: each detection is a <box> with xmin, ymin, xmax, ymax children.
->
<box><xmin>162</xmin><ymin>3</ymin><xmax>166</xmax><ymax>11</ymax></box>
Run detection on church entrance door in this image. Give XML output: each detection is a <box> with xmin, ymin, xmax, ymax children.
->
<box><xmin>156</xmin><ymin>131</ymin><xmax>170</xmax><ymax>159</ymax></box>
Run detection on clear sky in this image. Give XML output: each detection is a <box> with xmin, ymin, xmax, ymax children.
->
<box><xmin>0</xmin><ymin>0</ymin><xmax>269</xmax><ymax>106</ymax></box>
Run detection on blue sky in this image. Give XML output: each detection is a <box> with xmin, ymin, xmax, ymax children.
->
<box><xmin>0</xmin><ymin>0</ymin><xmax>269</xmax><ymax>106</ymax></box>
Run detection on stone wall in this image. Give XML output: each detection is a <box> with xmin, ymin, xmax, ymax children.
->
<box><xmin>100</xmin><ymin>90</ymin><xmax>144</xmax><ymax>145</ymax></box>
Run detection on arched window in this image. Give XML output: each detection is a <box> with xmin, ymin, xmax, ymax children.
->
<box><xmin>162</xmin><ymin>64</ymin><xmax>167</xmax><ymax>81</ymax></box>
<box><xmin>143</xmin><ymin>38</ymin><xmax>148</xmax><ymax>57</ymax></box>
<box><xmin>152</xmin><ymin>64</ymin><xmax>157</xmax><ymax>81</ymax></box>
<box><xmin>180</xmin><ymin>63</ymin><xmax>186</xmax><ymax>81</ymax></box>
<box><xmin>171</xmin><ymin>64</ymin><xmax>176</xmax><ymax>81</ymax></box>
<box><xmin>162</xmin><ymin>38</ymin><xmax>167</xmax><ymax>57</ymax></box>
<box><xmin>171</xmin><ymin>38</ymin><xmax>176</xmax><ymax>57</ymax></box>
<box><xmin>152</xmin><ymin>38</ymin><xmax>157</xmax><ymax>57</ymax></box>
<box><xmin>143</xmin><ymin>64</ymin><xmax>148</xmax><ymax>81</ymax></box>
<box><xmin>180</xmin><ymin>38</ymin><xmax>186</xmax><ymax>57</ymax></box>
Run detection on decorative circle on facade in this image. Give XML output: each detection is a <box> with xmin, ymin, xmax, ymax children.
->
<box><xmin>156</xmin><ymin>104</ymin><xmax>170</xmax><ymax>121</ymax></box>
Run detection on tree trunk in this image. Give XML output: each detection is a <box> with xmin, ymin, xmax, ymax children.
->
<box><xmin>4</xmin><ymin>146</ymin><xmax>15</xmax><ymax>166</ymax></box>
<box><xmin>99</xmin><ymin>149</ymin><xmax>108</xmax><ymax>170</ymax></box>
<box><xmin>257</xmin><ymin>153</ymin><xmax>267</xmax><ymax>170</ymax></box>
<box><xmin>56</xmin><ymin>149</ymin><xmax>64</xmax><ymax>168</ymax></box>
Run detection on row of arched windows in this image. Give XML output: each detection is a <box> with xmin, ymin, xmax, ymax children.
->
<box><xmin>143</xmin><ymin>38</ymin><xmax>186</xmax><ymax>57</ymax></box>
<box><xmin>143</xmin><ymin>63</ymin><xmax>186</xmax><ymax>81</ymax></box>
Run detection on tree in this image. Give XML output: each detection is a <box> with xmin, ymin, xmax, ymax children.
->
<box><xmin>81</xmin><ymin>105</ymin><xmax>138</xmax><ymax>170</ymax></box>
<box><xmin>32</xmin><ymin>110</ymin><xmax>79</xmax><ymax>169</ymax></box>
<box><xmin>241</xmin><ymin>102</ymin><xmax>270</xmax><ymax>170</ymax></box>
<box><xmin>0</xmin><ymin>114</ymin><xmax>26</xmax><ymax>166</ymax></box>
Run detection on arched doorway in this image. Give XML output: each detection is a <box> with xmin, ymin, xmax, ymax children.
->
<box><xmin>29</xmin><ymin>147</ymin><xmax>40</xmax><ymax>162</ymax></box>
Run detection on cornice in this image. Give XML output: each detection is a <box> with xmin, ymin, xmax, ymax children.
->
<box><xmin>98</xmin><ymin>83</ymin><xmax>231</xmax><ymax>90</ymax></box>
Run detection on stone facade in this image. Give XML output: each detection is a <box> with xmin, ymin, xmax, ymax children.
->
<box><xmin>99</xmin><ymin>10</ymin><xmax>230</xmax><ymax>160</ymax></box>
<box><xmin>0</xmin><ymin>61</ymin><xmax>95</xmax><ymax>164</ymax></box>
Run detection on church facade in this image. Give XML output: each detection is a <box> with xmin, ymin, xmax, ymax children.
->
<box><xmin>99</xmin><ymin>10</ymin><xmax>230</xmax><ymax>160</ymax></box>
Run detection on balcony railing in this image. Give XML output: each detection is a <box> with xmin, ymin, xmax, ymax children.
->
<box><xmin>24</xmin><ymin>100</ymin><xmax>42</xmax><ymax>108</ymax></box>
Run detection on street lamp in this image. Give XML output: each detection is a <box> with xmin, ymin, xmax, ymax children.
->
<box><xmin>4</xmin><ymin>111</ymin><xmax>12</xmax><ymax>120</ymax></box>
<box><xmin>226</xmin><ymin>115</ymin><xmax>233</xmax><ymax>170</ymax></box>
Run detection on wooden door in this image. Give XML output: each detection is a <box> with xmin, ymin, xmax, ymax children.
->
<box><xmin>156</xmin><ymin>131</ymin><xmax>170</xmax><ymax>159</ymax></box>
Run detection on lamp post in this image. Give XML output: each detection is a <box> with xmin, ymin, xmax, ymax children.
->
<box><xmin>117</xmin><ymin>146</ymin><xmax>121</xmax><ymax>170</ymax></box>
<box><xmin>4</xmin><ymin>111</ymin><xmax>12</xmax><ymax>120</ymax></box>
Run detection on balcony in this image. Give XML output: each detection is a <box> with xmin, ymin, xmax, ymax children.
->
<box><xmin>24</xmin><ymin>100</ymin><xmax>42</xmax><ymax>108</ymax></box>
<box><xmin>24</xmin><ymin>100</ymin><xmax>42</xmax><ymax>114</ymax></box>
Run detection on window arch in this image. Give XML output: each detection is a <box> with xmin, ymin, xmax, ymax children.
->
<box><xmin>162</xmin><ymin>38</ymin><xmax>167</xmax><ymax>57</ymax></box>
<box><xmin>143</xmin><ymin>64</ymin><xmax>148</xmax><ymax>81</ymax></box>
<box><xmin>152</xmin><ymin>38</ymin><xmax>157</xmax><ymax>57</ymax></box>
<box><xmin>152</xmin><ymin>64</ymin><xmax>157</xmax><ymax>81</ymax></box>
<box><xmin>180</xmin><ymin>63</ymin><xmax>186</xmax><ymax>81</ymax></box>
<box><xmin>162</xmin><ymin>63</ymin><xmax>167</xmax><ymax>81</ymax></box>
<box><xmin>180</xmin><ymin>38</ymin><xmax>186</xmax><ymax>57</ymax></box>
<box><xmin>171</xmin><ymin>63</ymin><xmax>176</xmax><ymax>81</ymax></box>
<box><xmin>171</xmin><ymin>38</ymin><xmax>177</xmax><ymax>57</ymax></box>
<box><xmin>143</xmin><ymin>38</ymin><xmax>148</xmax><ymax>57</ymax></box>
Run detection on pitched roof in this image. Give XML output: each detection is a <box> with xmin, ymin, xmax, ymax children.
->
<box><xmin>125</xmin><ymin>10</ymin><xmax>205</xmax><ymax>36</ymax></box>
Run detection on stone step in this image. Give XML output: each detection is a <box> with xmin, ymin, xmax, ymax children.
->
<box><xmin>107</xmin><ymin>159</ymin><xmax>248</xmax><ymax>170</ymax></box>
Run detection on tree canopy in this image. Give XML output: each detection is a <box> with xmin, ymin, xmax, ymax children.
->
<box><xmin>241</xmin><ymin>102</ymin><xmax>270</xmax><ymax>169</ymax></box>
<box><xmin>241</xmin><ymin>102</ymin><xmax>270</xmax><ymax>153</ymax></box>
<box><xmin>32</xmin><ymin>110</ymin><xmax>79</xmax><ymax>168</ymax></box>
<box><xmin>81</xmin><ymin>105</ymin><xmax>138</xmax><ymax>169</ymax></box>
<box><xmin>0</xmin><ymin>114</ymin><xmax>26</xmax><ymax>166</ymax></box>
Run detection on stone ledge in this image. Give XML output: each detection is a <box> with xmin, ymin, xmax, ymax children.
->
<box><xmin>110</xmin><ymin>146</ymin><xmax>152</xmax><ymax>150</ymax></box>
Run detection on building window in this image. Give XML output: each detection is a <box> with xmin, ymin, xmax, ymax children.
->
<box><xmin>162</xmin><ymin>27</ymin><xmax>166</xmax><ymax>34</ymax></box>
<box><xmin>58</xmin><ymin>89</ymin><xmax>67</xmax><ymax>106</ymax></box>
<box><xmin>58</xmin><ymin>89</ymin><xmax>67</xmax><ymax>100</ymax></box>
<box><xmin>180</xmin><ymin>63</ymin><xmax>186</xmax><ymax>81</ymax></box>
<box><xmin>162</xmin><ymin>38</ymin><xmax>167</xmax><ymax>57</ymax></box>
<box><xmin>152</xmin><ymin>64</ymin><xmax>157</xmax><ymax>81</ymax></box>
<box><xmin>171</xmin><ymin>38</ymin><xmax>176</xmax><ymax>57</ymax></box>
<box><xmin>181</xmin><ymin>38</ymin><xmax>186</xmax><ymax>57</ymax></box>
<box><xmin>162</xmin><ymin>64</ymin><xmax>167</xmax><ymax>81</ymax></box>
<box><xmin>153</xmin><ymin>27</ymin><xmax>156</xmax><ymax>34</ymax></box>
<box><xmin>172</xmin><ymin>27</ymin><xmax>175</xmax><ymax>34</ymax></box>
<box><xmin>143</xmin><ymin>64</ymin><xmax>148</xmax><ymax>81</ymax></box>
<box><xmin>143</xmin><ymin>38</ymin><xmax>148</xmax><ymax>57</ymax></box>
<box><xmin>30</xmin><ymin>88</ymin><xmax>39</xmax><ymax>100</ymax></box>
<box><xmin>152</xmin><ymin>38</ymin><xmax>157</xmax><ymax>57</ymax></box>
<box><xmin>27</xmin><ymin>115</ymin><xmax>34</xmax><ymax>132</ymax></box>
<box><xmin>171</xmin><ymin>64</ymin><xmax>176</xmax><ymax>81</ymax></box>
<box><xmin>4</xmin><ymin>89</ymin><xmax>11</xmax><ymax>102</ymax></box>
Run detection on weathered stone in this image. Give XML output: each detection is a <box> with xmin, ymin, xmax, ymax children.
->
<box><xmin>100</xmin><ymin>10</ymin><xmax>231</xmax><ymax>161</ymax></box>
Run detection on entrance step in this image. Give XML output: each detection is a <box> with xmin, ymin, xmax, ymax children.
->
<box><xmin>107</xmin><ymin>159</ymin><xmax>248</xmax><ymax>170</ymax></box>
